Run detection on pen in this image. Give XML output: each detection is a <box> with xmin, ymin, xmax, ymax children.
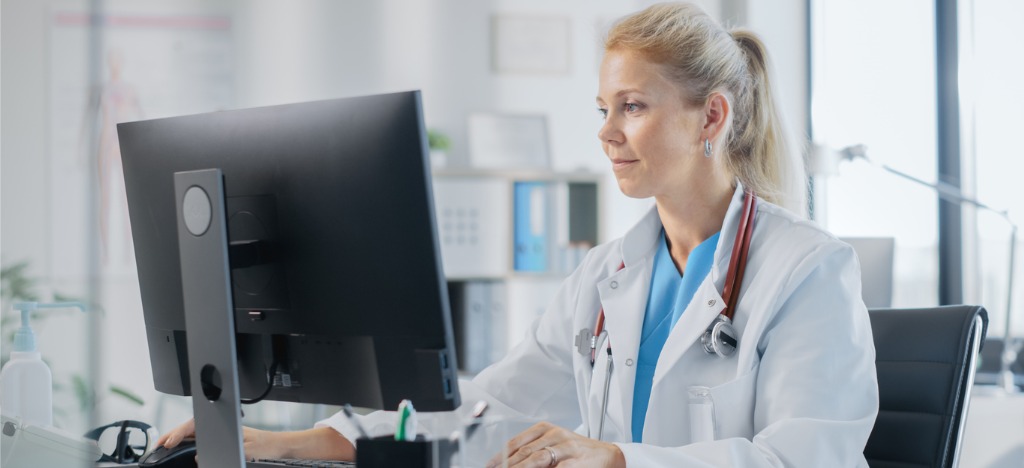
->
<box><xmin>449</xmin><ymin>400</ymin><xmax>489</xmax><ymax>444</ymax></box>
<box><xmin>395</xmin><ymin>399</ymin><xmax>417</xmax><ymax>441</ymax></box>
<box><xmin>463</xmin><ymin>400</ymin><xmax>489</xmax><ymax>441</ymax></box>
<box><xmin>342</xmin><ymin>404</ymin><xmax>371</xmax><ymax>440</ymax></box>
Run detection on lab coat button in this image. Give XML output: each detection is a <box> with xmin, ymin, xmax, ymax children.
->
<box><xmin>625</xmin><ymin>358</ymin><xmax>634</xmax><ymax>366</ymax></box>
<box><xmin>610</xmin><ymin>281</ymin><xmax>618</xmax><ymax>289</ymax></box>
<box><xmin>707</xmin><ymin>299</ymin><xmax>716</xmax><ymax>307</ymax></box>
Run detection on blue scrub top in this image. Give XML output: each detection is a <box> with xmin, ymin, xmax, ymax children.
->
<box><xmin>631</xmin><ymin>229</ymin><xmax>720</xmax><ymax>443</ymax></box>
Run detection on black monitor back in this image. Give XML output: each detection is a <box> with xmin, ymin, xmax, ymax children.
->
<box><xmin>118</xmin><ymin>91</ymin><xmax>460</xmax><ymax>411</ymax></box>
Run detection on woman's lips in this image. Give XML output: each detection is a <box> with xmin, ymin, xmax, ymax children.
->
<box><xmin>612</xmin><ymin>159</ymin><xmax>638</xmax><ymax>169</ymax></box>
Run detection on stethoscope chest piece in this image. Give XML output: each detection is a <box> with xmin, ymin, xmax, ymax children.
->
<box><xmin>701</xmin><ymin>315</ymin><xmax>738</xmax><ymax>357</ymax></box>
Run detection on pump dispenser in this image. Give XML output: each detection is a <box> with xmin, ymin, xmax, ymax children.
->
<box><xmin>0</xmin><ymin>302</ymin><xmax>85</xmax><ymax>427</ymax></box>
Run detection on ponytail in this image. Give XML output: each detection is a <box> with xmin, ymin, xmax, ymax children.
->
<box><xmin>726</xmin><ymin>28</ymin><xmax>807</xmax><ymax>214</ymax></box>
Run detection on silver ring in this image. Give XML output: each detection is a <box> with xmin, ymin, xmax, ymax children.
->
<box><xmin>544</xmin><ymin>446</ymin><xmax>558</xmax><ymax>466</ymax></box>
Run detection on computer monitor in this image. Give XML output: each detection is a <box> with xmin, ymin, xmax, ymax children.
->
<box><xmin>118</xmin><ymin>91</ymin><xmax>461</xmax><ymax>416</ymax></box>
<box><xmin>840</xmin><ymin>237</ymin><xmax>895</xmax><ymax>309</ymax></box>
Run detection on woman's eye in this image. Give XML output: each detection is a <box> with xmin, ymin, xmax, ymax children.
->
<box><xmin>597</xmin><ymin>108</ymin><xmax>608</xmax><ymax>119</ymax></box>
<box><xmin>625</xmin><ymin>103</ymin><xmax>640</xmax><ymax>113</ymax></box>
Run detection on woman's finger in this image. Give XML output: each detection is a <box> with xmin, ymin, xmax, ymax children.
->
<box><xmin>507</xmin><ymin>444</ymin><xmax>542</xmax><ymax>467</ymax></box>
<box><xmin>517</xmin><ymin>445</ymin><xmax>562</xmax><ymax>468</ymax></box>
<box><xmin>160</xmin><ymin>419</ymin><xmax>196</xmax><ymax>448</ymax></box>
<box><xmin>506</xmin><ymin>422</ymin><xmax>552</xmax><ymax>453</ymax></box>
<box><xmin>487</xmin><ymin>422</ymin><xmax>551</xmax><ymax>468</ymax></box>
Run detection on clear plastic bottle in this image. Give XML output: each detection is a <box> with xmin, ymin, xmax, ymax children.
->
<box><xmin>0</xmin><ymin>302</ymin><xmax>85</xmax><ymax>427</ymax></box>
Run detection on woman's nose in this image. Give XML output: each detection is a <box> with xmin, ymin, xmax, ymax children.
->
<box><xmin>597</xmin><ymin>116</ymin><xmax>622</xmax><ymax>144</ymax></box>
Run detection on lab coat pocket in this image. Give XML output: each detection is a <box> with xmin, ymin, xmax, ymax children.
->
<box><xmin>707</xmin><ymin>367</ymin><xmax>758</xmax><ymax>440</ymax></box>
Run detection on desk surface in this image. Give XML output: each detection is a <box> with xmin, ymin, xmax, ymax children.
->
<box><xmin>961</xmin><ymin>387</ymin><xmax>1024</xmax><ymax>468</ymax></box>
<box><xmin>96</xmin><ymin>461</ymin><xmax>355</xmax><ymax>468</ymax></box>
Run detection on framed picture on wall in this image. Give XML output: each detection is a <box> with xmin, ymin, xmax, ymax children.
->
<box><xmin>492</xmin><ymin>15</ymin><xmax>571</xmax><ymax>75</ymax></box>
<box><xmin>467</xmin><ymin>113</ymin><xmax>550</xmax><ymax>170</ymax></box>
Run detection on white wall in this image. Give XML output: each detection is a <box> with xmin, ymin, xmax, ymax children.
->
<box><xmin>1</xmin><ymin>0</ymin><xmax>103</xmax><ymax>433</ymax></box>
<box><xmin>2</xmin><ymin>0</ymin><xmax>51</xmax><ymax>271</ymax></box>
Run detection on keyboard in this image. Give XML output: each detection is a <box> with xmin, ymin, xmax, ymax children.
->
<box><xmin>249</xmin><ymin>459</ymin><xmax>356</xmax><ymax>467</ymax></box>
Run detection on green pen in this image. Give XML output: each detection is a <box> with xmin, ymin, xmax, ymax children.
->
<box><xmin>395</xmin><ymin>399</ymin><xmax>417</xmax><ymax>441</ymax></box>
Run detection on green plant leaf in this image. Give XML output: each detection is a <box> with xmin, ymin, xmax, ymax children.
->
<box><xmin>427</xmin><ymin>129</ymin><xmax>451</xmax><ymax>151</ymax></box>
<box><xmin>110</xmin><ymin>385</ymin><xmax>145</xmax><ymax>406</ymax></box>
<box><xmin>71</xmin><ymin>375</ymin><xmax>96</xmax><ymax>411</ymax></box>
<box><xmin>1</xmin><ymin>261</ymin><xmax>40</xmax><ymax>302</ymax></box>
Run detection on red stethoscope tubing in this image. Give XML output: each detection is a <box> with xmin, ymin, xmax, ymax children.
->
<box><xmin>589</xmin><ymin>191</ymin><xmax>757</xmax><ymax>365</ymax></box>
<box><xmin>722</xmin><ymin>190</ymin><xmax>757</xmax><ymax>315</ymax></box>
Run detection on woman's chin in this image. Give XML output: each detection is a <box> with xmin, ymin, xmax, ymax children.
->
<box><xmin>615</xmin><ymin>180</ymin><xmax>650</xmax><ymax>200</ymax></box>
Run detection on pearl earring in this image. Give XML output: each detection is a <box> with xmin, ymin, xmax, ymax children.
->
<box><xmin>704</xmin><ymin>138</ymin><xmax>712</xmax><ymax>158</ymax></box>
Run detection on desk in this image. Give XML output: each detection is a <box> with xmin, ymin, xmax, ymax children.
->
<box><xmin>960</xmin><ymin>386</ymin><xmax>1024</xmax><ymax>467</ymax></box>
<box><xmin>96</xmin><ymin>462</ymin><xmax>355</xmax><ymax>467</ymax></box>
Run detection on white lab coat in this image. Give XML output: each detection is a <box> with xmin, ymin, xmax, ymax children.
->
<box><xmin>318</xmin><ymin>184</ymin><xmax>879</xmax><ymax>467</ymax></box>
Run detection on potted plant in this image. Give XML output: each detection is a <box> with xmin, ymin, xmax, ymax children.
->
<box><xmin>427</xmin><ymin>128</ymin><xmax>451</xmax><ymax>168</ymax></box>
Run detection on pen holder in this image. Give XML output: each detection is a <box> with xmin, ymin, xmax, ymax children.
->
<box><xmin>356</xmin><ymin>435</ymin><xmax>455</xmax><ymax>468</ymax></box>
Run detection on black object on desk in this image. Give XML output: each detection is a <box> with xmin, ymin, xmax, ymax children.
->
<box><xmin>356</xmin><ymin>435</ymin><xmax>454</xmax><ymax>468</ymax></box>
<box><xmin>138</xmin><ymin>439</ymin><xmax>197</xmax><ymax>468</ymax></box>
<box><xmin>249</xmin><ymin>459</ymin><xmax>355</xmax><ymax>467</ymax></box>
<box><xmin>84</xmin><ymin>419</ymin><xmax>156</xmax><ymax>465</ymax></box>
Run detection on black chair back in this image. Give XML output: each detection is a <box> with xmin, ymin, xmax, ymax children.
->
<box><xmin>865</xmin><ymin>305</ymin><xmax>988</xmax><ymax>468</ymax></box>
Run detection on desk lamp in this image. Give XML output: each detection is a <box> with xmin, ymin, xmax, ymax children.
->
<box><xmin>812</xmin><ymin>143</ymin><xmax>1020</xmax><ymax>393</ymax></box>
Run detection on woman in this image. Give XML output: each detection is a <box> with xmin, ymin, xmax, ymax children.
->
<box><xmin>159</xmin><ymin>3</ymin><xmax>878</xmax><ymax>466</ymax></box>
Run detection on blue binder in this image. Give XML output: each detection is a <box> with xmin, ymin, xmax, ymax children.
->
<box><xmin>513</xmin><ymin>181</ymin><xmax>548</xmax><ymax>272</ymax></box>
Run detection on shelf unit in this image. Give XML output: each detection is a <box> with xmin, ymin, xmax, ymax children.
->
<box><xmin>430</xmin><ymin>169</ymin><xmax>603</xmax><ymax>373</ymax></box>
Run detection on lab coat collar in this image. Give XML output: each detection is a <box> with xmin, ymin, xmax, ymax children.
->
<box><xmin>618</xmin><ymin>182</ymin><xmax>748</xmax><ymax>288</ymax></box>
<box><xmin>618</xmin><ymin>207</ymin><xmax>662</xmax><ymax>268</ymax></box>
<box><xmin>596</xmin><ymin>258</ymin><xmax>650</xmax><ymax>438</ymax></box>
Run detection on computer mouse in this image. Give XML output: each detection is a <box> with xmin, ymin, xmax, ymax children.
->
<box><xmin>139</xmin><ymin>438</ymin><xmax>197</xmax><ymax>468</ymax></box>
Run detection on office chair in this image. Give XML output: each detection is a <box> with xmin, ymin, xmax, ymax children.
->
<box><xmin>864</xmin><ymin>305</ymin><xmax>988</xmax><ymax>468</ymax></box>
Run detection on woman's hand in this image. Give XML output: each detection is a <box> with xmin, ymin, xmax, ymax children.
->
<box><xmin>155</xmin><ymin>418</ymin><xmax>196</xmax><ymax>450</ymax></box>
<box><xmin>487</xmin><ymin>422</ymin><xmax>625</xmax><ymax>468</ymax></box>
<box><xmin>155</xmin><ymin>419</ymin><xmax>355</xmax><ymax>462</ymax></box>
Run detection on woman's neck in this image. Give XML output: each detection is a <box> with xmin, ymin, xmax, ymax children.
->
<box><xmin>655</xmin><ymin>180</ymin><xmax>735</xmax><ymax>274</ymax></box>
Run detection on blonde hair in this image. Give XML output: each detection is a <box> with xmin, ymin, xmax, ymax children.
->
<box><xmin>604</xmin><ymin>2</ymin><xmax>807</xmax><ymax>214</ymax></box>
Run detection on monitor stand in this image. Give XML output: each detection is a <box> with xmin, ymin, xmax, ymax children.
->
<box><xmin>174</xmin><ymin>168</ymin><xmax>246</xmax><ymax>468</ymax></box>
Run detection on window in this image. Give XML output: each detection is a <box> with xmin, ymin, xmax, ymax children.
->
<box><xmin>964</xmin><ymin>0</ymin><xmax>1024</xmax><ymax>338</ymax></box>
<box><xmin>810</xmin><ymin>0</ymin><xmax>939</xmax><ymax>307</ymax></box>
<box><xmin>812</xmin><ymin>0</ymin><xmax>1022</xmax><ymax>347</ymax></box>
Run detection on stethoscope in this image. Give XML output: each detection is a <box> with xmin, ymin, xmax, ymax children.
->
<box><xmin>575</xmin><ymin>191</ymin><xmax>757</xmax><ymax>440</ymax></box>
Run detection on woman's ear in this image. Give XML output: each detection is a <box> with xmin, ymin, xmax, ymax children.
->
<box><xmin>701</xmin><ymin>92</ymin><xmax>731</xmax><ymax>143</ymax></box>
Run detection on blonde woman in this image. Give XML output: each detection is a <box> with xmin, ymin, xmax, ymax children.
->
<box><xmin>159</xmin><ymin>3</ymin><xmax>878</xmax><ymax>466</ymax></box>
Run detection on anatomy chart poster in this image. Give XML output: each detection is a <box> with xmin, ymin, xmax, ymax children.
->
<box><xmin>48</xmin><ymin>7</ymin><xmax>234</xmax><ymax>278</ymax></box>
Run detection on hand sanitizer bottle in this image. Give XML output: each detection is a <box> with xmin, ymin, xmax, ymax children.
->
<box><xmin>0</xmin><ymin>302</ymin><xmax>85</xmax><ymax>427</ymax></box>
